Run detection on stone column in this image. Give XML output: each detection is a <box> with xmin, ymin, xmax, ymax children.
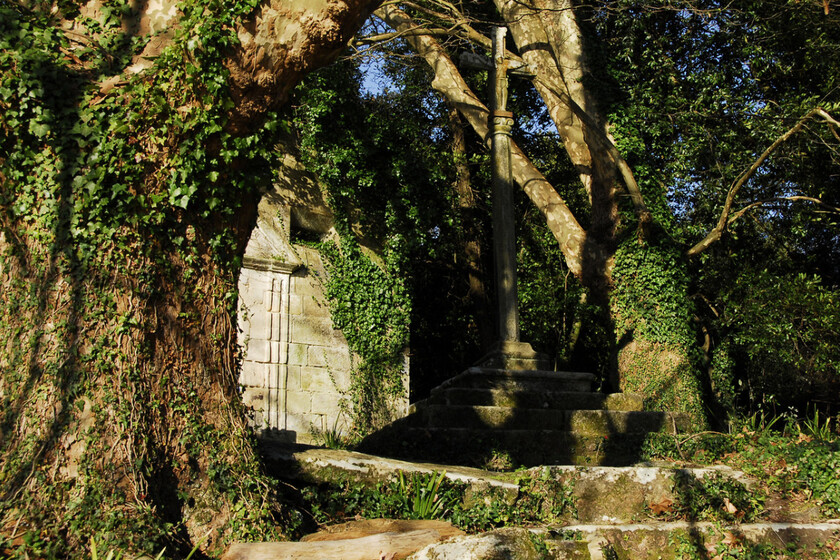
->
<box><xmin>491</xmin><ymin>27</ymin><xmax>518</xmax><ymax>343</ymax></box>
<box><xmin>477</xmin><ymin>27</ymin><xmax>549</xmax><ymax>371</ymax></box>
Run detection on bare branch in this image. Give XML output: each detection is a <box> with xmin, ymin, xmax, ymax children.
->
<box><xmin>353</xmin><ymin>26</ymin><xmax>466</xmax><ymax>45</ymax></box>
<box><xmin>728</xmin><ymin>196</ymin><xmax>840</xmax><ymax>224</ymax></box>
<box><xmin>687</xmin><ymin>107</ymin><xmax>840</xmax><ymax>256</ymax></box>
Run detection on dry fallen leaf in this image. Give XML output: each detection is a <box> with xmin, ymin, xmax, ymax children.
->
<box><xmin>649</xmin><ymin>498</ymin><xmax>674</xmax><ymax>515</ymax></box>
<box><xmin>723</xmin><ymin>497</ymin><xmax>738</xmax><ymax>515</ymax></box>
<box><xmin>721</xmin><ymin>531</ymin><xmax>741</xmax><ymax>547</ymax></box>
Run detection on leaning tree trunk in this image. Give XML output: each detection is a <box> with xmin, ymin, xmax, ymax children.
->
<box><xmin>494</xmin><ymin>0</ymin><xmax>706</xmax><ymax>416</ymax></box>
<box><xmin>0</xmin><ymin>0</ymin><xmax>378</xmax><ymax>557</ymax></box>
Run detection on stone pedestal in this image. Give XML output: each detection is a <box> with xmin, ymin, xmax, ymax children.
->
<box><xmin>474</xmin><ymin>340</ymin><xmax>550</xmax><ymax>371</ymax></box>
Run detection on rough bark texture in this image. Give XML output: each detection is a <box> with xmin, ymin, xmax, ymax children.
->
<box><xmin>0</xmin><ymin>0</ymin><xmax>380</xmax><ymax>555</ymax></box>
<box><xmin>226</xmin><ymin>0</ymin><xmax>380</xmax><ymax>131</ymax></box>
<box><xmin>493</xmin><ymin>0</ymin><xmax>619</xmax><ymax>295</ymax></box>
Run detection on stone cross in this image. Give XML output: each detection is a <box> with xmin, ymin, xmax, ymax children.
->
<box><xmin>461</xmin><ymin>28</ymin><xmax>548</xmax><ymax>370</ymax></box>
<box><xmin>490</xmin><ymin>26</ymin><xmax>518</xmax><ymax>342</ymax></box>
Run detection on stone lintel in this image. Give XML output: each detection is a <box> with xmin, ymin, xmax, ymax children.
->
<box><xmin>243</xmin><ymin>255</ymin><xmax>300</xmax><ymax>275</ymax></box>
<box><xmin>475</xmin><ymin>340</ymin><xmax>550</xmax><ymax>371</ymax></box>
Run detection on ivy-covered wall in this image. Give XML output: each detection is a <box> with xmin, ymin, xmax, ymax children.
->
<box><xmin>237</xmin><ymin>147</ymin><xmax>410</xmax><ymax>442</ymax></box>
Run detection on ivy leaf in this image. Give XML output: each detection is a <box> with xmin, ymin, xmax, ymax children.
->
<box><xmin>29</xmin><ymin>121</ymin><xmax>49</xmax><ymax>138</ymax></box>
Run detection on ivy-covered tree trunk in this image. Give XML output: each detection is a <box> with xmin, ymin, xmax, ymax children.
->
<box><xmin>0</xmin><ymin>0</ymin><xmax>377</xmax><ymax>557</ymax></box>
<box><xmin>497</xmin><ymin>0</ymin><xmax>705</xmax><ymax>419</ymax></box>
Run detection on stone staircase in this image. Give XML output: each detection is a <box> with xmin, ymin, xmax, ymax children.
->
<box><xmin>357</xmin><ymin>366</ymin><xmax>690</xmax><ymax>467</ymax></box>
<box><xmin>260</xmin><ymin>446</ymin><xmax>840</xmax><ymax>560</ymax></box>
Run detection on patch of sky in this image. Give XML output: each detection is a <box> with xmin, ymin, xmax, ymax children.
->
<box><xmin>360</xmin><ymin>54</ymin><xmax>393</xmax><ymax>97</ymax></box>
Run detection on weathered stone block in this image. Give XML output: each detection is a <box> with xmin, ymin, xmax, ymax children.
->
<box><xmin>268</xmin><ymin>288</ymin><xmax>284</xmax><ymax>313</ymax></box>
<box><xmin>308</xmin><ymin>346</ymin><xmax>352</xmax><ymax>371</ymax></box>
<box><xmin>286</xmin><ymin>365</ymin><xmax>302</xmax><ymax>390</ymax></box>
<box><xmin>291</xmin><ymin>316</ymin><xmax>342</xmax><ymax>346</ymax></box>
<box><xmin>241</xmin><ymin>387</ymin><xmax>267</xmax><ymax>412</ymax></box>
<box><xmin>285</xmin><ymin>412</ymin><xmax>314</xmax><ymax>434</ymax></box>
<box><xmin>264</xmin><ymin>364</ymin><xmax>282</xmax><ymax>390</ymax></box>
<box><xmin>239</xmin><ymin>362</ymin><xmax>265</xmax><ymax>387</ymax></box>
<box><xmin>269</xmin><ymin>312</ymin><xmax>283</xmax><ymax>342</ymax></box>
<box><xmin>269</xmin><ymin>340</ymin><xmax>284</xmax><ymax>363</ymax></box>
<box><xmin>245</xmin><ymin>339</ymin><xmax>270</xmax><ymax>363</ymax></box>
<box><xmin>248</xmin><ymin>310</ymin><xmax>272</xmax><ymax>341</ymax></box>
<box><xmin>293</xmin><ymin>276</ymin><xmax>325</xmax><ymax>298</ymax></box>
<box><xmin>288</xmin><ymin>343</ymin><xmax>308</xmax><ymax>366</ymax></box>
<box><xmin>311</xmin><ymin>393</ymin><xmax>346</xmax><ymax>418</ymax></box>
<box><xmin>303</xmin><ymin>296</ymin><xmax>331</xmax><ymax>317</ymax></box>
<box><xmin>289</xmin><ymin>294</ymin><xmax>303</xmax><ymax>315</ymax></box>
<box><xmin>301</xmin><ymin>367</ymin><xmax>338</xmax><ymax>393</ymax></box>
<box><xmin>286</xmin><ymin>391</ymin><xmax>312</xmax><ymax>415</ymax></box>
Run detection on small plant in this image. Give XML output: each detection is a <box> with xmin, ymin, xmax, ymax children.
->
<box><xmin>801</xmin><ymin>407</ymin><xmax>835</xmax><ymax>441</ymax></box>
<box><xmin>483</xmin><ymin>448</ymin><xmax>515</xmax><ymax>471</ymax></box>
<box><xmin>672</xmin><ymin>472</ymin><xmax>762</xmax><ymax>522</ymax></box>
<box><xmin>317</xmin><ymin>415</ymin><xmax>348</xmax><ymax>450</ymax></box>
<box><xmin>89</xmin><ymin>531</ymin><xmax>207</xmax><ymax>560</ymax></box>
<box><xmin>739</xmin><ymin>410</ymin><xmax>782</xmax><ymax>434</ymax></box>
<box><xmin>600</xmin><ymin>542</ymin><xmax>619</xmax><ymax>560</ymax></box>
<box><xmin>398</xmin><ymin>470</ymin><xmax>449</xmax><ymax>519</ymax></box>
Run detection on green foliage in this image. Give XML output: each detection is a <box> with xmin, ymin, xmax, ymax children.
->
<box><xmin>0</xmin><ymin>1</ymin><xmax>296</xmax><ymax>556</ymax></box>
<box><xmin>643</xmin><ymin>428</ymin><xmax>840</xmax><ymax>518</ymax></box>
<box><xmin>673</xmin><ymin>472</ymin><xmax>762</xmax><ymax>523</ymax></box>
<box><xmin>300</xmin><ymin>469</ymin><xmax>576</xmax><ymax>534</ymax></box>
<box><xmin>318</xmin><ymin>239</ymin><xmax>410</xmax><ymax>435</ymax></box>
<box><xmin>611</xmin><ymin>238</ymin><xmax>706</xmax><ymax>422</ymax></box>
<box><xmin>612</xmin><ymin>239</ymin><xmax>695</xmax><ymax>348</ymax></box>
<box><xmin>714</xmin><ymin>270</ymin><xmax>840</xmax><ymax>410</ymax></box>
<box><xmin>516</xmin><ymin>194</ymin><xmax>590</xmax><ymax>368</ymax></box>
<box><xmin>397</xmin><ymin>470</ymin><xmax>449</xmax><ymax>519</ymax></box>
<box><xmin>0</xmin><ymin>0</ymin><xmax>284</xmax><ymax>265</ymax></box>
<box><xmin>801</xmin><ymin>407</ymin><xmax>835</xmax><ymax>441</ymax></box>
<box><xmin>597</xmin><ymin>1</ymin><xmax>840</xmax><ymax>421</ymax></box>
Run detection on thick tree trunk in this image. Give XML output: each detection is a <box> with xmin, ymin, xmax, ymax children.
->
<box><xmin>447</xmin><ymin>105</ymin><xmax>494</xmax><ymax>349</ymax></box>
<box><xmin>0</xmin><ymin>0</ymin><xmax>379</xmax><ymax>556</ymax></box>
<box><xmin>493</xmin><ymin>0</ymin><xmax>619</xmax><ymax>298</ymax></box>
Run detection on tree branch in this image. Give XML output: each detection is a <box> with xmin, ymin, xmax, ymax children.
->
<box><xmin>532</xmin><ymin>75</ymin><xmax>653</xmax><ymax>229</ymax></box>
<box><xmin>687</xmin><ymin>107</ymin><xmax>840</xmax><ymax>256</ymax></box>
<box><xmin>374</xmin><ymin>4</ymin><xmax>588</xmax><ymax>275</ymax></box>
<box><xmin>728</xmin><ymin>196</ymin><xmax>840</xmax><ymax>224</ymax></box>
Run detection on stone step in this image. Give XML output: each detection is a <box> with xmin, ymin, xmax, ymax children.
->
<box><xmin>358</xmin><ymin>426</ymin><xmax>670</xmax><ymax>467</ymax></box>
<box><xmin>262</xmin><ymin>442</ymin><xmax>760</xmax><ymax>525</ymax></box>
<box><xmin>425</xmin><ymin>388</ymin><xmax>644</xmax><ymax>411</ymax></box>
<box><xmin>437</xmin><ymin>367</ymin><xmax>596</xmax><ymax>393</ymax></box>
<box><xmin>408</xmin><ymin>405</ymin><xmax>686</xmax><ymax>435</ymax></box>
<box><xmin>539</xmin><ymin>522</ymin><xmax>840</xmax><ymax>559</ymax></box>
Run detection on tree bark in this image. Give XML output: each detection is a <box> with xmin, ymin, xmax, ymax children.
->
<box><xmin>447</xmin><ymin>105</ymin><xmax>494</xmax><ymax>349</ymax></box>
<box><xmin>493</xmin><ymin>0</ymin><xmax>621</xmax><ymax>295</ymax></box>
<box><xmin>375</xmin><ymin>4</ymin><xmax>587</xmax><ymax>276</ymax></box>
<box><xmin>0</xmin><ymin>0</ymin><xmax>380</xmax><ymax>555</ymax></box>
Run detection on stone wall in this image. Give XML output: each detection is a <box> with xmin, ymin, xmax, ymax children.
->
<box><xmin>237</xmin><ymin>147</ymin><xmax>408</xmax><ymax>442</ymax></box>
<box><xmin>238</xmin><ymin>245</ymin><xmax>355</xmax><ymax>443</ymax></box>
